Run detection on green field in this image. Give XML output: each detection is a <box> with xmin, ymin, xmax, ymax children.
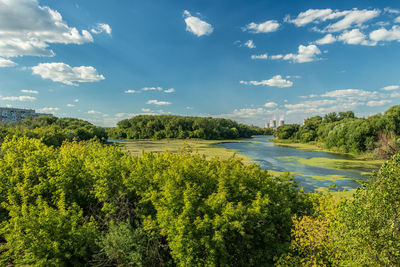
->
<box><xmin>112</xmin><ymin>139</ymin><xmax>255</xmax><ymax>164</ymax></box>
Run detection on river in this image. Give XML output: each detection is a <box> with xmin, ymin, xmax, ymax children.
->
<box><xmin>217</xmin><ymin>136</ymin><xmax>375</xmax><ymax>192</ymax></box>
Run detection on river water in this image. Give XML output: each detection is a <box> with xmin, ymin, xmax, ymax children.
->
<box><xmin>217</xmin><ymin>136</ymin><xmax>373</xmax><ymax>192</ymax></box>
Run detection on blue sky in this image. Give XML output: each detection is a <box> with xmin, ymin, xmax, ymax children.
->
<box><xmin>1</xmin><ymin>0</ymin><xmax>400</xmax><ymax>126</ymax></box>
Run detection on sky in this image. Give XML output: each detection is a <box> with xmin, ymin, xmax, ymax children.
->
<box><xmin>1</xmin><ymin>0</ymin><xmax>400</xmax><ymax>127</ymax></box>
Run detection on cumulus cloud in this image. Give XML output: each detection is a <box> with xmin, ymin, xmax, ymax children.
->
<box><xmin>326</xmin><ymin>9</ymin><xmax>380</xmax><ymax>32</ymax></box>
<box><xmin>164</xmin><ymin>88</ymin><xmax>175</xmax><ymax>93</ymax></box>
<box><xmin>0</xmin><ymin>57</ymin><xmax>17</xmax><ymax>67</ymax></box>
<box><xmin>124</xmin><ymin>89</ymin><xmax>138</xmax><ymax>94</ymax></box>
<box><xmin>285</xmin><ymin>9</ymin><xmax>334</xmax><ymax>27</ymax></box>
<box><xmin>0</xmin><ymin>95</ymin><xmax>36</xmax><ymax>101</ymax></box>
<box><xmin>270</xmin><ymin>54</ymin><xmax>283</xmax><ymax>59</ymax></box>
<box><xmin>264</xmin><ymin>102</ymin><xmax>278</xmax><ymax>108</ymax></box>
<box><xmin>366</xmin><ymin>100</ymin><xmax>392</xmax><ymax>107</ymax></box>
<box><xmin>88</xmin><ymin>110</ymin><xmax>101</xmax><ymax>114</ymax></box>
<box><xmin>251</xmin><ymin>53</ymin><xmax>268</xmax><ymax>59</ymax></box>
<box><xmin>316</xmin><ymin>34</ymin><xmax>336</xmax><ymax>45</ymax></box>
<box><xmin>183</xmin><ymin>10</ymin><xmax>213</xmax><ymax>37</ymax></box>
<box><xmin>74</xmin><ymin>99</ymin><xmax>79</xmax><ymax>103</ymax></box>
<box><xmin>0</xmin><ymin>0</ymin><xmax>93</xmax><ymax>58</ymax></box>
<box><xmin>338</xmin><ymin>29</ymin><xmax>373</xmax><ymax>45</ymax></box>
<box><xmin>272</xmin><ymin>44</ymin><xmax>321</xmax><ymax>63</ymax></box>
<box><xmin>370</xmin><ymin>25</ymin><xmax>400</xmax><ymax>43</ymax></box>
<box><xmin>146</xmin><ymin>99</ymin><xmax>171</xmax><ymax>105</ymax></box>
<box><xmin>286</xmin><ymin>8</ymin><xmax>380</xmax><ymax>32</ymax></box>
<box><xmin>32</xmin><ymin>62</ymin><xmax>105</xmax><ymax>86</ymax></box>
<box><xmin>142</xmin><ymin>86</ymin><xmax>163</xmax><ymax>91</ymax></box>
<box><xmin>38</xmin><ymin>107</ymin><xmax>59</xmax><ymax>112</ymax></box>
<box><xmin>141</xmin><ymin>108</ymin><xmax>151</xmax><ymax>112</ymax></box>
<box><xmin>322</xmin><ymin>88</ymin><xmax>378</xmax><ymax>99</ymax></box>
<box><xmin>91</xmin><ymin>23</ymin><xmax>112</xmax><ymax>35</ymax></box>
<box><xmin>382</xmin><ymin>85</ymin><xmax>400</xmax><ymax>90</ymax></box>
<box><xmin>66</xmin><ymin>104</ymin><xmax>75</xmax><ymax>107</ymax></box>
<box><xmin>243</xmin><ymin>20</ymin><xmax>280</xmax><ymax>33</ymax></box>
<box><xmin>20</xmin><ymin>89</ymin><xmax>38</xmax><ymax>94</ymax></box>
<box><xmin>240</xmin><ymin>75</ymin><xmax>293</xmax><ymax>88</ymax></box>
<box><xmin>244</xmin><ymin>40</ymin><xmax>256</xmax><ymax>49</ymax></box>
<box><xmin>395</xmin><ymin>16</ymin><xmax>400</xmax><ymax>23</ymax></box>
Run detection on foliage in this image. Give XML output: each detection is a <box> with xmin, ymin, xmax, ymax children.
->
<box><xmin>0</xmin><ymin>136</ymin><xmax>311</xmax><ymax>266</ymax></box>
<box><xmin>335</xmin><ymin>153</ymin><xmax>400</xmax><ymax>265</ymax></box>
<box><xmin>108</xmin><ymin>115</ymin><xmax>268</xmax><ymax>140</ymax></box>
<box><xmin>274</xmin><ymin>105</ymin><xmax>400</xmax><ymax>156</ymax></box>
<box><xmin>276</xmin><ymin>193</ymin><xmax>342</xmax><ymax>266</ymax></box>
<box><xmin>0</xmin><ymin>116</ymin><xmax>107</xmax><ymax>147</ymax></box>
<box><xmin>274</xmin><ymin>124</ymin><xmax>300</xmax><ymax>140</ymax></box>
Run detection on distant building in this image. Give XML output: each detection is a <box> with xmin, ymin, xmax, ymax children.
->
<box><xmin>265</xmin><ymin>121</ymin><xmax>270</xmax><ymax>128</ymax></box>
<box><xmin>269</xmin><ymin>119</ymin><xmax>276</xmax><ymax>128</ymax></box>
<box><xmin>0</xmin><ymin>107</ymin><xmax>52</xmax><ymax>123</ymax></box>
<box><xmin>278</xmin><ymin>120</ymin><xmax>284</xmax><ymax>127</ymax></box>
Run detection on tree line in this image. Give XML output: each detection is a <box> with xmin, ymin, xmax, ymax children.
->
<box><xmin>274</xmin><ymin>105</ymin><xmax>400</xmax><ymax>157</ymax></box>
<box><xmin>108</xmin><ymin>115</ymin><xmax>273</xmax><ymax>140</ymax></box>
<box><xmin>0</xmin><ymin>116</ymin><xmax>107</xmax><ymax>147</ymax></box>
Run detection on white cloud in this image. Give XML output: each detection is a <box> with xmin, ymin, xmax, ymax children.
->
<box><xmin>66</xmin><ymin>104</ymin><xmax>75</xmax><ymax>107</ymax></box>
<box><xmin>316</xmin><ymin>34</ymin><xmax>336</xmax><ymax>45</ymax></box>
<box><xmin>251</xmin><ymin>53</ymin><xmax>268</xmax><ymax>59</ymax></box>
<box><xmin>338</xmin><ymin>29</ymin><xmax>373</xmax><ymax>45</ymax></box>
<box><xmin>74</xmin><ymin>98</ymin><xmax>79</xmax><ymax>102</ymax></box>
<box><xmin>286</xmin><ymin>8</ymin><xmax>380</xmax><ymax>32</ymax></box>
<box><xmin>285</xmin><ymin>9</ymin><xmax>334</xmax><ymax>27</ymax></box>
<box><xmin>0</xmin><ymin>57</ymin><xmax>17</xmax><ymax>67</ymax></box>
<box><xmin>243</xmin><ymin>20</ymin><xmax>280</xmax><ymax>33</ymax></box>
<box><xmin>141</xmin><ymin>108</ymin><xmax>151</xmax><ymax>112</ymax></box>
<box><xmin>164</xmin><ymin>88</ymin><xmax>175</xmax><ymax>93</ymax></box>
<box><xmin>91</xmin><ymin>23</ymin><xmax>112</xmax><ymax>35</ymax></box>
<box><xmin>272</xmin><ymin>44</ymin><xmax>321</xmax><ymax>63</ymax></box>
<box><xmin>124</xmin><ymin>89</ymin><xmax>137</xmax><ymax>93</ymax></box>
<box><xmin>384</xmin><ymin>8</ymin><xmax>400</xmax><ymax>14</ymax></box>
<box><xmin>370</xmin><ymin>25</ymin><xmax>400</xmax><ymax>43</ymax></box>
<box><xmin>240</xmin><ymin>75</ymin><xmax>293</xmax><ymax>88</ymax></box>
<box><xmin>32</xmin><ymin>62</ymin><xmax>105</xmax><ymax>86</ymax></box>
<box><xmin>20</xmin><ymin>89</ymin><xmax>38</xmax><ymax>94</ymax></box>
<box><xmin>0</xmin><ymin>95</ymin><xmax>36</xmax><ymax>101</ymax></box>
<box><xmin>395</xmin><ymin>16</ymin><xmax>400</xmax><ymax>23</ymax></box>
<box><xmin>285</xmin><ymin>99</ymin><xmax>337</xmax><ymax>110</ymax></box>
<box><xmin>88</xmin><ymin>110</ymin><xmax>101</xmax><ymax>114</ymax></box>
<box><xmin>0</xmin><ymin>0</ymin><xmax>93</xmax><ymax>58</ymax></box>
<box><xmin>183</xmin><ymin>10</ymin><xmax>213</xmax><ymax>37</ymax></box>
<box><xmin>142</xmin><ymin>86</ymin><xmax>163</xmax><ymax>91</ymax></box>
<box><xmin>244</xmin><ymin>40</ymin><xmax>256</xmax><ymax>49</ymax></box>
<box><xmin>270</xmin><ymin>54</ymin><xmax>283</xmax><ymax>59</ymax></box>
<box><xmin>382</xmin><ymin>85</ymin><xmax>400</xmax><ymax>91</ymax></box>
<box><xmin>366</xmin><ymin>100</ymin><xmax>392</xmax><ymax>107</ymax></box>
<box><xmin>322</xmin><ymin>89</ymin><xmax>379</xmax><ymax>100</ymax></box>
<box><xmin>38</xmin><ymin>107</ymin><xmax>59</xmax><ymax>112</ymax></box>
<box><xmin>264</xmin><ymin>102</ymin><xmax>278</xmax><ymax>108</ymax></box>
<box><xmin>326</xmin><ymin>9</ymin><xmax>380</xmax><ymax>32</ymax></box>
<box><xmin>146</xmin><ymin>99</ymin><xmax>171</xmax><ymax>105</ymax></box>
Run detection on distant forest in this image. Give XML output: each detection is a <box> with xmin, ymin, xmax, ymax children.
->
<box><xmin>274</xmin><ymin>105</ymin><xmax>400</xmax><ymax>157</ymax></box>
<box><xmin>108</xmin><ymin>115</ymin><xmax>272</xmax><ymax>140</ymax></box>
<box><xmin>0</xmin><ymin>116</ymin><xmax>107</xmax><ymax>147</ymax></box>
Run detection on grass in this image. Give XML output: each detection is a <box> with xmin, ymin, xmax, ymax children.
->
<box><xmin>111</xmin><ymin>139</ymin><xmax>255</xmax><ymax>164</ymax></box>
<box><xmin>275</xmin><ymin>155</ymin><xmax>383</xmax><ymax>172</ymax></box>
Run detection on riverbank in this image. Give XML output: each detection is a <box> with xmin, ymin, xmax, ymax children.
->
<box><xmin>109</xmin><ymin>138</ymin><xmax>256</xmax><ymax>165</ymax></box>
<box><xmin>272</xmin><ymin>139</ymin><xmax>384</xmax><ymax>164</ymax></box>
<box><xmin>111</xmin><ymin>137</ymin><xmax>383</xmax><ymax>194</ymax></box>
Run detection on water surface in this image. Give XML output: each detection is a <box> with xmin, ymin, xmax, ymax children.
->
<box><xmin>217</xmin><ymin>136</ymin><xmax>374</xmax><ymax>191</ymax></box>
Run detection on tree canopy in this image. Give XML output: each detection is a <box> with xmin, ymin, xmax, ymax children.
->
<box><xmin>108</xmin><ymin>115</ymin><xmax>272</xmax><ymax>140</ymax></box>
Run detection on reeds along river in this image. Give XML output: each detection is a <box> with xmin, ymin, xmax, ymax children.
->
<box><xmin>217</xmin><ymin>136</ymin><xmax>377</xmax><ymax>192</ymax></box>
